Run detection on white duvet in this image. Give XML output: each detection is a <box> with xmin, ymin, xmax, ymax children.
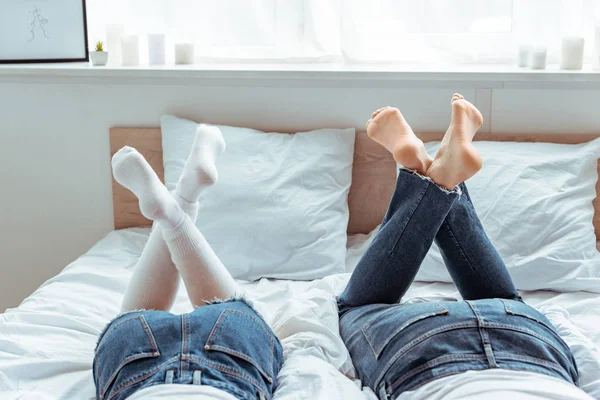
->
<box><xmin>1</xmin><ymin>228</ymin><xmax>599</xmax><ymax>399</ymax></box>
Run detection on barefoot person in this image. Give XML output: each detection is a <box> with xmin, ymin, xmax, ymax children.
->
<box><xmin>93</xmin><ymin>126</ymin><xmax>282</xmax><ymax>400</ymax></box>
<box><xmin>338</xmin><ymin>94</ymin><xmax>592</xmax><ymax>399</ymax></box>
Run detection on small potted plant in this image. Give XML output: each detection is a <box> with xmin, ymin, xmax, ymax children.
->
<box><xmin>90</xmin><ymin>41</ymin><xmax>108</xmax><ymax>66</ymax></box>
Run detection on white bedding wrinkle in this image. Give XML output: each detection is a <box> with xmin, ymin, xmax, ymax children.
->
<box><xmin>0</xmin><ymin>228</ymin><xmax>599</xmax><ymax>399</ymax></box>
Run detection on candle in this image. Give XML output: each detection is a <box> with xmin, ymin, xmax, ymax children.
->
<box><xmin>517</xmin><ymin>45</ymin><xmax>531</xmax><ymax>67</ymax></box>
<box><xmin>530</xmin><ymin>46</ymin><xmax>547</xmax><ymax>70</ymax></box>
<box><xmin>105</xmin><ymin>24</ymin><xmax>124</xmax><ymax>66</ymax></box>
<box><xmin>594</xmin><ymin>25</ymin><xmax>600</xmax><ymax>71</ymax></box>
<box><xmin>121</xmin><ymin>34</ymin><xmax>140</xmax><ymax>66</ymax></box>
<box><xmin>560</xmin><ymin>36</ymin><xmax>585</xmax><ymax>70</ymax></box>
<box><xmin>148</xmin><ymin>34</ymin><xmax>166</xmax><ymax>66</ymax></box>
<box><xmin>175</xmin><ymin>43</ymin><xmax>195</xmax><ymax>65</ymax></box>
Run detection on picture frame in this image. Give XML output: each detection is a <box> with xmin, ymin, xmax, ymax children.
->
<box><xmin>0</xmin><ymin>0</ymin><xmax>89</xmax><ymax>64</ymax></box>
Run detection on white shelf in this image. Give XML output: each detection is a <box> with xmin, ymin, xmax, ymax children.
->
<box><xmin>1</xmin><ymin>63</ymin><xmax>600</xmax><ymax>89</ymax></box>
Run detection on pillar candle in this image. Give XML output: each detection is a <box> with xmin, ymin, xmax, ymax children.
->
<box><xmin>517</xmin><ymin>45</ymin><xmax>531</xmax><ymax>67</ymax></box>
<box><xmin>175</xmin><ymin>43</ymin><xmax>195</xmax><ymax>65</ymax></box>
<box><xmin>121</xmin><ymin>34</ymin><xmax>140</xmax><ymax>66</ymax></box>
<box><xmin>530</xmin><ymin>46</ymin><xmax>547</xmax><ymax>70</ymax></box>
<box><xmin>105</xmin><ymin>24</ymin><xmax>124</xmax><ymax>66</ymax></box>
<box><xmin>560</xmin><ymin>36</ymin><xmax>585</xmax><ymax>70</ymax></box>
<box><xmin>148</xmin><ymin>34</ymin><xmax>166</xmax><ymax>66</ymax></box>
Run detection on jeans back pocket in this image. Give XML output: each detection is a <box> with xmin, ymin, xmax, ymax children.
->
<box><xmin>205</xmin><ymin>309</ymin><xmax>278</xmax><ymax>385</ymax></box>
<box><xmin>94</xmin><ymin>315</ymin><xmax>160</xmax><ymax>400</ymax></box>
<box><xmin>500</xmin><ymin>299</ymin><xmax>558</xmax><ymax>333</ymax></box>
<box><xmin>362</xmin><ymin>302</ymin><xmax>449</xmax><ymax>359</ymax></box>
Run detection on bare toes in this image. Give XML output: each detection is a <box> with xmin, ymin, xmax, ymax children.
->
<box><xmin>372</xmin><ymin>106</ymin><xmax>389</xmax><ymax>119</ymax></box>
<box><xmin>451</xmin><ymin>93</ymin><xmax>463</xmax><ymax>103</ymax></box>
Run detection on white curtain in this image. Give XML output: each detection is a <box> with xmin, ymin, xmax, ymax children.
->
<box><xmin>86</xmin><ymin>0</ymin><xmax>600</xmax><ymax>64</ymax></box>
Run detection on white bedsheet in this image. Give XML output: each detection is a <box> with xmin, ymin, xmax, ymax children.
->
<box><xmin>1</xmin><ymin>228</ymin><xmax>599</xmax><ymax>399</ymax></box>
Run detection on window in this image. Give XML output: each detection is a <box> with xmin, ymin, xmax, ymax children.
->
<box><xmin>86</xmin><ymin>0</ymin><xmax>600</xmax><ymax>65</ymax></box>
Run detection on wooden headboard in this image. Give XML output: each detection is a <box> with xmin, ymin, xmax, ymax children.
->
<box><xmin>110</xmin><ymin>128</ymin><xmax>600</xmax><ymax>243</ymax></box>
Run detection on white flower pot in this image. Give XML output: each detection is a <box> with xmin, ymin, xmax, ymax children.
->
<box><xmin>90</xmin><ymin>51</ymin><xmax>108</xmax><ymax>66</ymax></box>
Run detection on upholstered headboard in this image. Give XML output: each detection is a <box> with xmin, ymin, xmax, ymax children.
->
<box><xmin>110</xmin><ymin>128</ymin><xmax>600</xmax><ymax>244</ymax></box>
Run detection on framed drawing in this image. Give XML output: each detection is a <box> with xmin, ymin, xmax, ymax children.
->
<box><xmin>0</xmin><ymin>0</ymin><xmax>89</xmax><ymax>64</ymax></box>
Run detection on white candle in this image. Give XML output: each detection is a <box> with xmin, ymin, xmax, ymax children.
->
<box><xmin>175</xmin><ymin>43</ymin><xmax>195</xmax><ymax>65</ymax></box>
<box><xmin>560</xmin><ymin>36</ymin><xmax>585</xmax><ymax>70</ymax></box>
<box><xmin>148</xmin><ymin>34</ymin><xmax>166</xmax><ymax>66</ymax></box>
<box><xmin>517</xmin><ymin>45</ymin><xmax>531</xmax><ymax>67</ymax></box>
<box><xmin>121</xmin><ymin>35</ymin><xmax>140</xmax><ymax>66</ymax></box>
<box><xmin>530</xmin><ymin>46</ymin><xmax>547</xmax><ymax>70</ymax></box>
<box><xmin>105</xmin><ymin>24</ymin><xmax>124</xmax><ymax>66</ymax></box>
<box><xmin>593</xmin><ymin>25</ymin><xmax>600</xmax><ymax>71</ymax></box>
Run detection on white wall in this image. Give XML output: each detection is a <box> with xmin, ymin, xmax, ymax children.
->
<box><xmin>1</xmin><ymin>75</ymin><xmax>599</xmax><ymax>310</ymax></box>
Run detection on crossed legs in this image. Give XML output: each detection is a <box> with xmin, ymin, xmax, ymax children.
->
<box><xmin>339</xmin><ymin>94</ymin><xmax>519</xmax><ymax>307</ymax></box>
<box><xmin>116</xmin><ymin>125</ymin><xmax>238</xmax><ymax>312</ymax></box>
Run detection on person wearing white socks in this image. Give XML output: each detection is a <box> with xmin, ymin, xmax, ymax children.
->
<box><xmin>93</xmin><ymin>125</ymin><xmax>283</xmax><ymax>400</ymax></box>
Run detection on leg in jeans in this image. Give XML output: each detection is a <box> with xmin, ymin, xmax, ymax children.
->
<box><xmin>425</xmin><ymin>93</ymin><xmax>519</xmax><ymax>300</ymax></box>
<box><xmin>339</xmin><ymin>94</ymin><xmax>486</xmax><ymax>308</ymax></box>
<box><xmin>435</xmin><ymin>182</ymin><xmax>520</xmax><ymax>300</ymax></box>
<box><xmin>338</xmin><ymin>169</ymin><xmax>460</xmax><ymax>307</ymax></box>
<box><xmin>113</xmin><ymin>128</ymin><xmax>238</xmax><ymax>309</ymax></box>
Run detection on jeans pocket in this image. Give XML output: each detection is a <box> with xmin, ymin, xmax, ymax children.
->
<box><xmin>362</xmin><ymin>302</ymin><xmax>449</xmax><ymax>359</ymax></box>
<box><xmin>94</xmin><ymin>315</ymin><xmax>160</xmax><ymax>400</ymax></box>
<box><xmin>500</xmin><ymin>299</ymin><xmax>558</xmax><ymax>333</ymax></box>
<box><xmin>205</xmin><ymin>309</ymin><xmax>277</xmax><ymax>385</ymax></box>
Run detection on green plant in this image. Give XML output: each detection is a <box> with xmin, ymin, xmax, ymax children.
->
<box><xmin>95</xmin><ymin>41</ymin><xmax>105</xmax><ymax>52</ymax></box>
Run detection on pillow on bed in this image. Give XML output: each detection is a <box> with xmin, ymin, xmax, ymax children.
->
<box><xmin>415</xmin><ymin>139</ymin><xmax>600</xmax><ymax>293</ymax></box>
<box><xmin>161</xmin><ymin>115</ymin><xmax>356</xmax><ymax>281</ymax></box>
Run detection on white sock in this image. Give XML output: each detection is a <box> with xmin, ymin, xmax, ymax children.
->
<box><xmin>175</xmin><ymin>124</ymin><xmax>226</xmax><ymax>203</ymax></box>
<box><xmin>162</xmin><ymin>216</ymin><xmax>238</xmax><ymax>307</ymax></box>
<box><xmin>112</xmin><ymin>146</ymin><xmax>184</xmax><ymax>228</ymax></box>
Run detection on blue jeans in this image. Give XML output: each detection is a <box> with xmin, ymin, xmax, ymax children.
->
<box><xmin>338</xmin><ymin>168</ymin><xmax>579</xmax><ymax>398</ymax></box>
<box><xmin>93</xmin><ymin>300</ymin><xmax>283</xmax><ymax>400</ymax></box>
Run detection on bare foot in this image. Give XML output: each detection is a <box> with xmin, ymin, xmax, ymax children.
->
<box><xmin>366</xmin><ymin>107</ymin><xmax>433</xmax><ymax>174</ymax></box>
<box><xmin>427</xmin><ymin>94</ymin><xmax>484</xmax><ymax>190</ymax></box>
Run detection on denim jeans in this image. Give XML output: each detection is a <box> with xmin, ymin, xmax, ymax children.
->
<box><xmin>93</xmin><ymin>300</ymin><xmax>283</xmax><ymax>400</ymax></box>
<box><xmin>338</xmin><ymin>168</ymin><xmax>579</xmax><ymax>398</ymax></box>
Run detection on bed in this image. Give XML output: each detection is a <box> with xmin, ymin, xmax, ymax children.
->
<box><xmin>1</xmin><ymin>129</ymin><xmax>599</xmax><ymax>399</ymax></box>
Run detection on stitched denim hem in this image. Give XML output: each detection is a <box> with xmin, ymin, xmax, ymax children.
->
<box><xmin>388</xmin><ymin>363</ymin><xmax>573</xmax><ymax>397</ymax></box>
<box><xmin>203</xmin><ymin>294</ymin><xmax>271</xmax><ymax>322</ymax></box>
<box><xmin>203</xmin><ymin>294</ymin><xmax>255</xmax><ymax>310</ymax></box>
<box><xmin>399</xmin><ymin>167</ymin><xmax>462</xmax><ymax>197</ymax></box>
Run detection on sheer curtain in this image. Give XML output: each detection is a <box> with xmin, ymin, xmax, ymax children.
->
<box><xmin>86</xmin><ymin>0</ymin><xmax>600</xmax><ymax>65</ymax></box>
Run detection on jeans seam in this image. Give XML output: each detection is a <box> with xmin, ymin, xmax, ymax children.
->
<box><xmin>99</xmin><ymin>316</ymin><xmax>160</xmax><ymax>399</ymax></box>
<box><xmin>388</xmin><ymin>353</ymin><xmax>488</xmax><ymax>393</ymax></box>
<box><xmin>441</xmin><ymin>221</ymin><xmax>474</xmax><ymax>275</ymax></box>
<box><xmin>206</xmin><ymin>309</ymin><xmax>275</xmax><ymax>382</ymax></box>
<box><xmin>184</xmin><ymin>354</ymin><xmax>270</xmax><ymax>399</ymax></box>
<box><xmin>362</xmin><ymin>303</ymin><xmax>449</xmax><ymax>359</ymax></box>
<box><xmin>388</xmin><ymin>181</ymin><xmax>430</xmax><ymax>255</ymax></box>
<box><xmin>482</xmin><ymin>322</ymin><xmax>572</xmax><ymax>363</ymax></box>
<box><xmin>373</xmin><ymin>322</ymin><xmax>475</xmax><ymax>390</ymax></box>
<box><xmin>106</xmin><ymin>356</ymin><xmax>179</xmax><ymax>400</ymax></box>
<box><xmin>494</xmin><ymin>352</ymin><xmax>570</xmax><ymax>375</ymax></box>
<box><xmin>500</xmin><ymin>299</ymin><xmax>569</xmax><ymax>345</ymax></box>
<box><xmin>99</xmin><ymin>314</ymin><xmax>141</xmax><ymax>344</ymax></box>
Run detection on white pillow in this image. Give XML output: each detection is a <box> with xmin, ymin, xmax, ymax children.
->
<box><xmin>415</xmin><ymin>139</ymin><xmax>600</xmax><ymax>293</ymax></box>
<box><xmin>161</xmin><ymin>115</ymin><xmax>356</xmax><ymax>281</ymax></box>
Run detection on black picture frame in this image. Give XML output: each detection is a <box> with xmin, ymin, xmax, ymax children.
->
<box><xmin>0</xmin><ymin>0</ymin><xmax>89</xmax><ymax>64</ymax></box>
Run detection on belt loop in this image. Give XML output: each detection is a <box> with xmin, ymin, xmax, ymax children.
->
<box><xmin>165</xmin><ymin>370</ymin><xmax>174</xmax><ymax>384</ymax></box>
<box><xmin>193</xmin><ymin>370</ymin><xmax>202</xmax><ymax>385</ymax></box>
<box><xmin>378</xmin><ymin>382</ymin><xmax>389</xmax><ymax>399</ymax></box>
